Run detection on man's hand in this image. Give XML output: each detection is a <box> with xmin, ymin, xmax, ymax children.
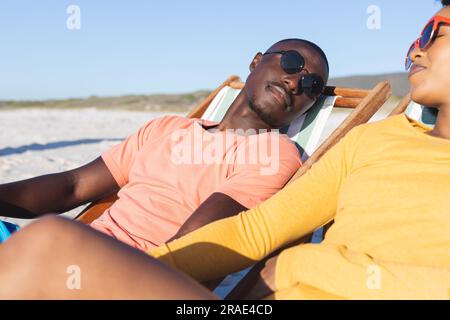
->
<box><xmin>0</xmin><ymin>201</ymin><xmax>35</xmax><ymax>219</ymax></box>
<box><xmin>244</xmin><ymin>256</ymin><xmax>278</xmax><ymax>300</ymax></box>
<box><xmin>0</xmin><ymin>157</ymin><xmax>119</xmax><ymax>219</ymax></box>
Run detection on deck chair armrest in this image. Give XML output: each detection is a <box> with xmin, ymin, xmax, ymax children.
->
<box><xmin>389</xmin><ymin>93</ymin><xmax>412</xmax><ymax>116</ymax></box>
<box><xmin>74</xmin><ymin>193</ymin><xmax>118</xmax><ymax>224</ymax></box>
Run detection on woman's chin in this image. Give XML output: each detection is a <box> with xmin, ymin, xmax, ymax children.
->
<box><xmin>410</xmin><ymin>84</ymin><xmax>433</xmax><ymax>106</ymax></box>
<box><xmin>411</xmin><ymin>88</ymin><xmax>439</xmax><ymax>107</ymax></box>
<box><xmin>410</xmin><ymin>88</ymin><xmax>422</xmax><ymax>103</ymax></box>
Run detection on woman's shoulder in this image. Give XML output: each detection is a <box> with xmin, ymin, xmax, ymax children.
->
<box><xmin>334</xmin><ymin>114</ymin><xmax>412</xmax><ymax>155</ymax></box>
<box><xmin>346</xmin><ymin>114</ymin><xmax>409</xmax><ymax>139</ymax></box>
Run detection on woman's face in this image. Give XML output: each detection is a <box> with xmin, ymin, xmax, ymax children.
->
<box><xmin>409</xmin><ymin>7</ymin><xmax>450</xmax><ymax>108</ymax></box>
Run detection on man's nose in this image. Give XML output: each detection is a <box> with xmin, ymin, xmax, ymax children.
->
<box><xmin>282</xmin><ymin>75</ymin><xmax>299</xmax><ymax>94</ymax></box>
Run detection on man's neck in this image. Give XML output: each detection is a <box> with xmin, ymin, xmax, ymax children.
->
<box><xmin>216</xmin><ymin>90</ymin><xmax>272</xmax><ymax>135</ymax></box>
<box><xmin>427</xmin><ymin>105</ymin><xmax>450</xmax><ymax>139</ymax></box>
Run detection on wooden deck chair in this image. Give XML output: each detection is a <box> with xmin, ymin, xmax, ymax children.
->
<box><xmin>225</xmin><ymin>92</ymin><xmax>439</xmax><ymax>300</ymax></box>
<box><xmin>75</xmin><ymin>76</ymin><xmax>391</xmax><ymax>225</ymax></box>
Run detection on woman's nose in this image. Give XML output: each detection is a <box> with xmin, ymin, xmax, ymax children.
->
<box><xmin>410</xmin><ymin>46</ymin><xmax>425</xmax><ymax>65</ymax></box>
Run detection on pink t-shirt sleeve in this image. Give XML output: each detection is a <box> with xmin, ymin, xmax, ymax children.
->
<box><xmin>101</xmin><ymin>117</ymin><xmax>162</xmax><ymax>187</ymax></box>
<box><xmin>216</xmin><ymin>135</ymin><xmax>301</xmax><ymax>209</ymax></box>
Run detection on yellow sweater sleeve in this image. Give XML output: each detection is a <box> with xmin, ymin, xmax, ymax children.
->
<box><xmin>150</xmin><ymin>127</ymin><xmax>361</xmax><ymax>282</ymax></box>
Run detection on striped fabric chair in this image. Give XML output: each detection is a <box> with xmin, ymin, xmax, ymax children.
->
<box><xmin>404</xmin><ymin>101</ymin><xmax>437</xmax><ymax>127</ymax></box>
<box><xmin>199</xmin><ymin>84</ymin><xmax>337</xmax><ymax>163</ymax></box>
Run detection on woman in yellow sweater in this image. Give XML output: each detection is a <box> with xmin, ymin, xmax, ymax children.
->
<box><xmin>0</xmin><ymin>3</ymin><xmax>450</xmax><ymax>300</ymax></box>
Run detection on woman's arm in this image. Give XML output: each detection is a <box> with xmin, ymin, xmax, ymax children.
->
<box><xmin>150</xmin><ymin>127</ymin><xmax>360</xmax><ymax>282</ymax></box>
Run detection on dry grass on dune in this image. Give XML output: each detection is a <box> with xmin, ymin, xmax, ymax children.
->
<box><xmin>0</xmin><ymin>90</ymin><xmax>212</xmax><ymax>113</ymax></box>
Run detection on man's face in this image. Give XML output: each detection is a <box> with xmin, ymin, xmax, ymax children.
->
<box><xmin>245</xmin><ymin>41</ymin><xmax>328</xmax><ymax>129</ymax></box>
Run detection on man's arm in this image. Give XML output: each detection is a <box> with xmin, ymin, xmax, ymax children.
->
<box><xmin>0</xmin><ymin>157</ymin><xmax>120</xmax><ymax>219</ymax></box>
<box><xmin>169</xmin><ymin>192</ymin><xmax>247</xmax><ymax>241</ymax></box>
<box><xmin>167</xmin><ymin>192</ymin><xmax>248</xmax><ymax>290</ymax></box>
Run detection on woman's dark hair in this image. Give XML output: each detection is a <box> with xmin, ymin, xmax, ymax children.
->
<box><xmin>442</xmin><ymin>0</ymin><xmax>450</xmax><ymax>6</ymax></box>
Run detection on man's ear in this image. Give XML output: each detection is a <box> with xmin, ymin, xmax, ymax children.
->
<box><xmin>249</xmin><ymin>52</ymin><xmax>263</xmax><ymax>72</ymax></box>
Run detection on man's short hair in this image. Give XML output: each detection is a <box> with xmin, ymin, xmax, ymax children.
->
<box><xmin>272</xmin><ymin>38</ymin><xmax>330</xmax><ymax>74</ymax></box>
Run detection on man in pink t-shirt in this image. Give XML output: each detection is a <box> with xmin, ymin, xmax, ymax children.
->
<box><xmin>0</xmin><ymin>39</ymin><xmax>330</xmax><ymax>252</ymax></box>
<box><xmin>89</xmin><ymin>115</ymin><xmax>301</xmax><ymax>251</ymax></box>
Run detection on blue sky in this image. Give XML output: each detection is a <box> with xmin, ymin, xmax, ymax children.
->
<box><xmin>0</xmin><ymin>0</ymin><xmax>443</xmax><ymax>100</ymax></box>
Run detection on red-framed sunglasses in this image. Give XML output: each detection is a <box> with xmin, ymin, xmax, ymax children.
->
<box><xmin>405</xmin><ymin>15</ymin><xmax>450</xmax><ymax>71</ymax></box>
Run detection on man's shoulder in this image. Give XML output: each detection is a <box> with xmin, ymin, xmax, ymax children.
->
<box><xmin>153</xmin><ymin>114</ymin><xmax>195</xmax><ymax>126</ymax></box>
<box><xmin>148</xmin><ymin>114</ymin><xmax>197</xmax><ymax>133</ymax></box>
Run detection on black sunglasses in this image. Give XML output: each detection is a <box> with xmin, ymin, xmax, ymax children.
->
<box><xmin>263</xmin><ymin>50</ymin><xmax>325</xmax><ymax>99</ymax></box>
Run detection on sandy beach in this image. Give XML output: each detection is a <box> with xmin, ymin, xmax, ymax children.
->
<box><xmin>0</xmin><ymin>108</ymin><xmax>180</xmax><ymax>226</ymax></box>
<box><xmin>0</xmin><ymin>105</ymin><xmax>393</xmax><ymax>227</ymax></box>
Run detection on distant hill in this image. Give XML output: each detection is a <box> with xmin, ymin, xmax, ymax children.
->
<box><xmin>0</xmin><ymin>72</ymin><xmax>410</xmax><ymax>112</ymax></box>
<box><xmin>329</xmin><ymin>72</ymin><xmax>409</xmax><ymax>97</ymax></box>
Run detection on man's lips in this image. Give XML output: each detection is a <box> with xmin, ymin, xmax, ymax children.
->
<box><xmin>409</xmin><ymin>64</ymin><xmax>426</xmax><ymax>78</ymax></box>
<box><xmin>267</xmin><ymin>82</ymin><xmax>291</xmax><ymax>108</ymax></box>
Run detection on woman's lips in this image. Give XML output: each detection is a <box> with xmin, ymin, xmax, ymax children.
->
<box><xmin>409</xmin><ymin>65</ymin><xmax>426</xmax><ymax>78</ymax></box>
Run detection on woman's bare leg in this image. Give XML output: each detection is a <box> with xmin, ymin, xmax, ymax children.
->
<box><xmin>0</xmin><ymin>216</ymin><xmax>218</xmax><ymax>300</ymax></box>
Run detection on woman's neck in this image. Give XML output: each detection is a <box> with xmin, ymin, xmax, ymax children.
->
<box><xmin>427</xmin><ymin>105</ymin><xmax>450</xmax><ymax>139</ymax></box>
